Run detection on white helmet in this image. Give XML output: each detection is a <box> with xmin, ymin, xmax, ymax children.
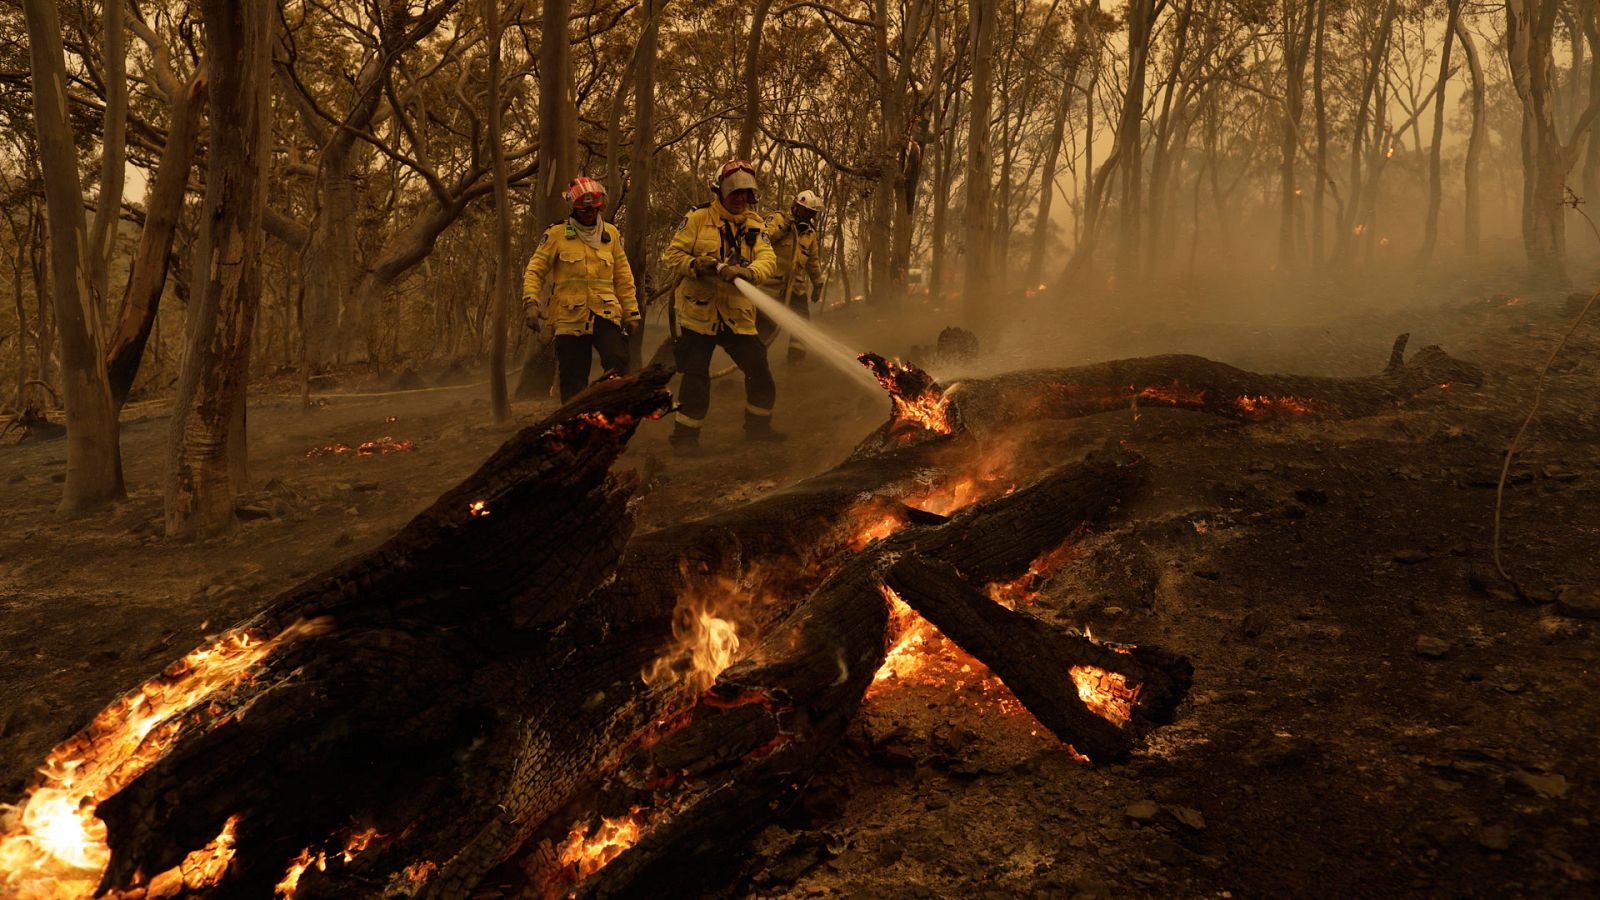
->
<box><xmin>794</xmin><ymin>190</ymin><xmax>824</xmax><ymax>213</ymax></box>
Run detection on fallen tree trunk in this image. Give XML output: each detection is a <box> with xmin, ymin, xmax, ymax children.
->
<box><xmin>533</xmin><ymin>455</ymin><xmax>1172</xmax><ymax>898</ymax></box>
<box><xmin>5</xmin><ymin>335</ymin><xmax>1482</xmax><ymax>899</ymax></box>
<box><xmin>863</xmin><ymin>334</ymin><xmax>1483</xmax><ymax>445</ymax></box>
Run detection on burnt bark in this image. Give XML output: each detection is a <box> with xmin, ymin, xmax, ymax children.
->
<box><xmin>106</xmin><ymin>73</ymin><xmax>206</xmax><ymax>412</ymax></box>
<box><xmin>946</xmin><ymin>334</ymin><xmax>1482</xmax><ymax>434</ymax></box>
<box><xmin>163</xmin><ymin>0</ymin><xmax>273</xmax><ymax>539</ymax></box>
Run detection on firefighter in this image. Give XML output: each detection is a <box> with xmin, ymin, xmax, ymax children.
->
<box><xmin>662</xmin><ymin>159</ymin><xmax>780</xmax><ymax>450</ymax></box>
<box><xmin>522</xmin><ymin>176</ymin><xmax>639</xmax><ymax>402</ymax></box>
<box><xmin>764</xmin><ymin>189</ymin><xmax>826</xmax><ymax>364</ymax></box>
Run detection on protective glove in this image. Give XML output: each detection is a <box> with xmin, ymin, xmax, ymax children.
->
<box><xmin>620</xmin><ymin>315</ymin><xmax>640</xmax><ymax>337</ymax></box>
<box><xmin>690</xmin><ymin>257</ymin><xmax>720</xmax><ymax>278</ymax></box>
<box><xmin>720</xmin><ymin>264</ymin><xmax>755</xmax><ymax>283</ymax></box>
<box><xmin>809</xmin><ymin>286</ymin><xmax>823</xmax><ymax>305</ymax></box>
<box><xmin>522</xmin><ymin>300</ymin><xmax>542</xmax><ymax>331</ymax></box>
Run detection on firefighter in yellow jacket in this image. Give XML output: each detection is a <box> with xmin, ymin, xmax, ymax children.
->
<box><xmin>764</xmin><ymin>189</ymin><xmax>826</xmax><ymax>364</ymax></box>
<box><xmin>522</xmin><ymin>177</ymin><xmax>639</xmax><ymax>402</ymax></box>
<box><xmin>662</xmin><ymin>159</ymin><xmax>780</xmax><ymax>449</ymax></box>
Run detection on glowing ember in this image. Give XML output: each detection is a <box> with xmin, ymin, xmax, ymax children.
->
<box><xmin>136</xmin><ymin>814</ymin><xmax>241</xmax><ymax>897</ymax></box>
<box><xmin>986</xmin><ymin>539</ymin><xmax>1081</xmax><ymax>609</ymax></box>
<box><xmin>556</xmin><ymin>813</ymin><xmax>644</xmax><ymax>883</ymax></box>
<box><xmin>1024</xmin><ymin>282</ymin><xmax>1048</xmax><ymax>298</ymax></box>
<box><xmin>273</xmin><ymin>827</ymin><xmax>386</xmax><ymax>897</ymax></box>
<box><xmin>305</xmin><ymin>436</ymin><xmax>415</xmax><ymax>458</ymax></box>
<box><xmin>0</xmin><ymin>619</ymin><xmax>328</xmax><ymax>899</ymax></box>
<box><xmin>1133</xmin><ymin>382</ymin><xmax>1207</xmax><ymax>407</ymax></box>
<box><xmin>1233</xmin><ymin>394</ymin><xmax>1318</xmax><ymax>418</ymax></box>
<box><xmin>468</xmin><ymin>499</ymin><xmax>490</xmax><ymax>517</ymax></box>
<box><xmin>1070</xmin><ymin>665</ymin><xmax>1141</xmax><ymax>726</ymax></box>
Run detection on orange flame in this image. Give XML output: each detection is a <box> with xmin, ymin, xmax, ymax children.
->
<box><xmin>305</xmin><ymin>436</ymin><xmax>415</xmax><ymax>458</ymax></box>
<box><xmin>642</xmin><ymin>579</ymin><xmax>743</xmax><ymax>693</ymax></box>
<box><xmin>468</xmin><ymin>499</ymin><xmax>490</xmax><ymax>518</ymax></box>
<box><xmin>1233</xmin><ymin>394</ymin><xmax>1318</xmax><ymax>418</ymax></box>
<box><xmin>273</xmin><ymin>826</ymin><xmax>386</xmax><ymax>897</ymax></box>
<box><xmin>0</xmin><ymin>619</ymin><xmax>328</xmax><ymax>899</ymax></box>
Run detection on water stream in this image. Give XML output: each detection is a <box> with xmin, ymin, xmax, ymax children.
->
<box><xmin>732</xmin><ymin>279</ymin><xmax>884</xmax><ymax>397</ymax></box>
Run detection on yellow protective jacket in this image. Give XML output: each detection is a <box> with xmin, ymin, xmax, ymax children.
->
<box><xmin>662</xmin><ymin>199</ymin><xmax>776</xmax><ymax>336</ymax></box>
<box><xmin>521</xmin><ymin>220</ymin><xmax>638</xmax><ymax>336</ymax></box>
<box><xmin>765</xmin><ymin>211</ymin><xmax>824</xmax><ymax>300</ymax></box>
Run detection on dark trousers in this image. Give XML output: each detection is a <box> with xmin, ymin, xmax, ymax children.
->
<box><xmin>675</xmin><ymin>327</ymin><xmax>775</xmax><ymax>426</ymax></box>
<box><xmin>785</xmin><ymin>288</ymin><xmax>811</xmax><ymax>362</ymax></box>
<box><xmin>553</xmin><ymin>318</ymin><xmax>629</xmax><ymax>402</ymax></box>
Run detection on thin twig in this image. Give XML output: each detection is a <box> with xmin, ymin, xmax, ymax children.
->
<box><xmin>1490</xmin><ymin>199</ymin><xmax>1600</xmax><ymax>591</ymax></box>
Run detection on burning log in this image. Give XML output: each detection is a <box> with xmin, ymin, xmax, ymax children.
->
<box><xmin>0</xmin><ymin>372</ymin><xmax>675</xmax><ymax>898</ymax></box>
<box><xmin>16</xmin><ymin>326</ymin><xmax>1475</xmax><ymax>896</ymax></box>
<box><xmin>883</xmin><ymin>554</ymin><xmax>1190</xmax><ymax>762</ymax></box>
<box><xmin>524</xmin><ymin>455</ymin><xmax>1181</xmax><ymax>897</ymax></box>
<box><xmin>866</xmin><ymin>334</ymin><xmax>1481</xmax><ymax>442</ymax></box>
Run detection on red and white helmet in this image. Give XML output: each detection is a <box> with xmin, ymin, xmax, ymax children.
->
<box><xmin>564</xmin><ymin>176</ymin><xmax>606</xmax><ymax>210</ymax></box>
<box><xmin>794</xmin><ymin>190</ymin><xmax>823</xmax><ymax>213</ymax></box>
<box><xmin>716</xmin><ymin>159</ymin><xmax>758</xmax><ymax>199</ymax></box>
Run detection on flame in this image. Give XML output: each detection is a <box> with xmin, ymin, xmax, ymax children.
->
<box><xmin>1384</xmin><ymin>146</ymin><xmax>1394</xmax><ymax>159</ymax></box>
<box><xmin>1352</xmin><ymin>223</ymin><xmax>1366</xmax><ymax>236</ymax></box>
<box><xmin>468</xmin><ymin>499</ymin><xmax>490</xmax><ymax>518</ymax></box>
<box><xmin>556</xmin><ymin>813</ymin><xmax>644</xmax><ymax>884</ymax></box>
<box><xmin>273</xmin><ymin>826</ymin><xmax>386</xmax><ymax>897</ymax></box>
<box><xmin>986</xmin><ymin>539</ymin><xmax>1081</xmax><ymax>609</ymax></box>
<box><xmin>1233</xmin><ymin>394</ymin><xmax>1318</xmax><ymax>418</ymax></box>
<box><xmin>0</xmin><ymin>620</ymin><xmax>328</xmax><ymax>899</ymax></box>
<box><xmin>1377</xmin><ymin>237</ymin><xmax>1390</xmax><ymax>248</ymax></box>
<box><xmin>642</xmin><ymin>582</ymin><xmax>743</xmax><ymax>693</ymax></box>
<box><xmin>858</xmin><ymin>354</ymin><xmax>957</xmax><ymax>436</ymax></box>
<box><xmin>305</xmin><ymin>436</ymin><xmax>415</xmax><ymax>458</ymax></box>
<box><xmin>1024</xmin><ymin>282</ymin><xmax>1048</xmax><ymax>298</ymax></box>
<box><xmin>1070</xmin><ymin>665</ymin><xmax>1141</xmax><ymax>727</ymax></box>
<box><xmin>403</xmin><ymin>860</ymin><xmax>438</xmax><ymax>885</ymax></box>
<box><xmin>869</xmin><ymin>587</ymin><xmax>1030</xmax><ymax>721</ymax></box>
<box><xmin>1133</xmin><ymin>381</ymin><xmax>1207</xmax><ymax>407</ymax></box>
<box><xmin>135</xmin><ymin>814</ymin><xmax>241</xmax><ymax>897</ymax></box>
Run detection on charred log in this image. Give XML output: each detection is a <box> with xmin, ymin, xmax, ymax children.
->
<box><xmin>953</xmin><ymin>333</ymin><xmax>1482</xmax><ymax>430</ymax></box>
<box><xmin>884</xmin><ymin>553</ymin><xmax>1191</xmax><ymax>762</ymax></box>
<box><xmin>92</xmin><ymin>371</ymin><xmax>676</xmax><ymax>896</ymax></box>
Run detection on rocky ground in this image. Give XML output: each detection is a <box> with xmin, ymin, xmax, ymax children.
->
<box><xmin>2</xmin><ymin>276</ymin><xmax>1598</xmax><ymax>898</ymax></box>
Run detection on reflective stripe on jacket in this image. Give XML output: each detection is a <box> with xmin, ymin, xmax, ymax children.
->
<box><xmin>765</xmin><ymin>211</ymin><xmax>823</xmax><ymax>298</ymax></box>
<box><xmin>521</xmin><ymin>221</ymin><xmax>638</xmax><ymax>336</ymax></box>
<box><xmin>662</xmin><ymin>200</ymin><xmax>776</xmax><ymax>336</ymax></box>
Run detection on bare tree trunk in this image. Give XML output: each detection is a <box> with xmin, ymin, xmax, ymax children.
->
<box><xmin>536</xmin><ymin>0</ymin><xmax>577</xmax><ymax>228</ymax></box>
<box><xmin>1113</xmin><ymin>0</ymin><xmax>1155</xmax><ymax>292</ymax></box>
<box><xmin>21</xmin><ymin>0</ymin><xmax>124</xmax><ymax>513</ymax></box>
<box><xmin>1418</xmin><ymin>0</ymin><xmax>1462</xmax><ymax>265</ymax></box>
<box><xmin>737</xmin><ymin>0</ymin><xmax>776</xmax><ymax>161</ymax></box>
<box><xmin>1027</xmin><ymin>69</ymin><xmax>1076</xmax><ymax>289</ymax></box>
<box><xmin>165</xmin><ymin>0</ymin><xmax>272</xmax><ymax>538</ymax></box>
<box><xmin>1333</xmin><ymin>0</ymin><xmax>1398</xmax><ymax>268</ymax></box>
<box><xmin>487</xmin><ymin>0</ymin><xmax>512</xmax><ymax>423</ymax></box>
<box><xmin>1457</xmin><ymin>16</ymin><xmax>1485</xmax><ymax>256</ymax></box>
<box><xmin>1277</xmin><ymin>0</ymin><xmax>1315</xmax><ymax>273</ymax></box>
<box><xmin>929</xmin><ymin>7</ymin><xmax>955</xmax><ymax>307</ymax></box>
<box><xmin>625</xmin><ymin>0</ymin><xmax>659</xmax><ymax>370</ymax></box>
<box><xmin>106</xmin><ymin>74</ymin><xmax>206</xmax><ymax>411</ymax></box>
<box><xmin>1506</xmin><ymin>0</ymin><xmax>1600</xmax><ymax>284</ymax></box>
<box><xmin>964</xmin><ymin>0</ymin><xmax>996</xmax><ymax>328</ymax></box>
<box><xmin>1580</xmin><ymin>5</ymin><xmax>1600</xmax><ymax>231</ymax></box>
<box><xmin>87</xmin><ymin>0</ymin><xmax>128</xmax><ymax>310</ymax></box>
<box><xmin>1310</xmin><ymin>0</ymin><xmax>1328</xmax><ymax>273</ymax></box>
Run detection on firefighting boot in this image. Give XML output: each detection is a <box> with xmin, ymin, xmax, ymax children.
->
<box><xmin>669</xmin><ymin>421</ymin><xmax>704</xmax><ymax>455</ymax></box>
<box><xmin>743</xmin><ymin>410</ymin><xmax>787</xmax><ymax>442</ymax></box>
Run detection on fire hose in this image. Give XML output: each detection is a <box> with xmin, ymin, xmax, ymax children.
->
<box><xmin>709</xmin><ymin>231</ymin><xmax>804</xmax><ymax>379</ymax></box>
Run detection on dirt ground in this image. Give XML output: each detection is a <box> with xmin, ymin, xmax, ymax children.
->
<box><xmin>3</xmin><ymin>275</ymin><xmax>1598</xmax><ymax>898</ymax></box>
